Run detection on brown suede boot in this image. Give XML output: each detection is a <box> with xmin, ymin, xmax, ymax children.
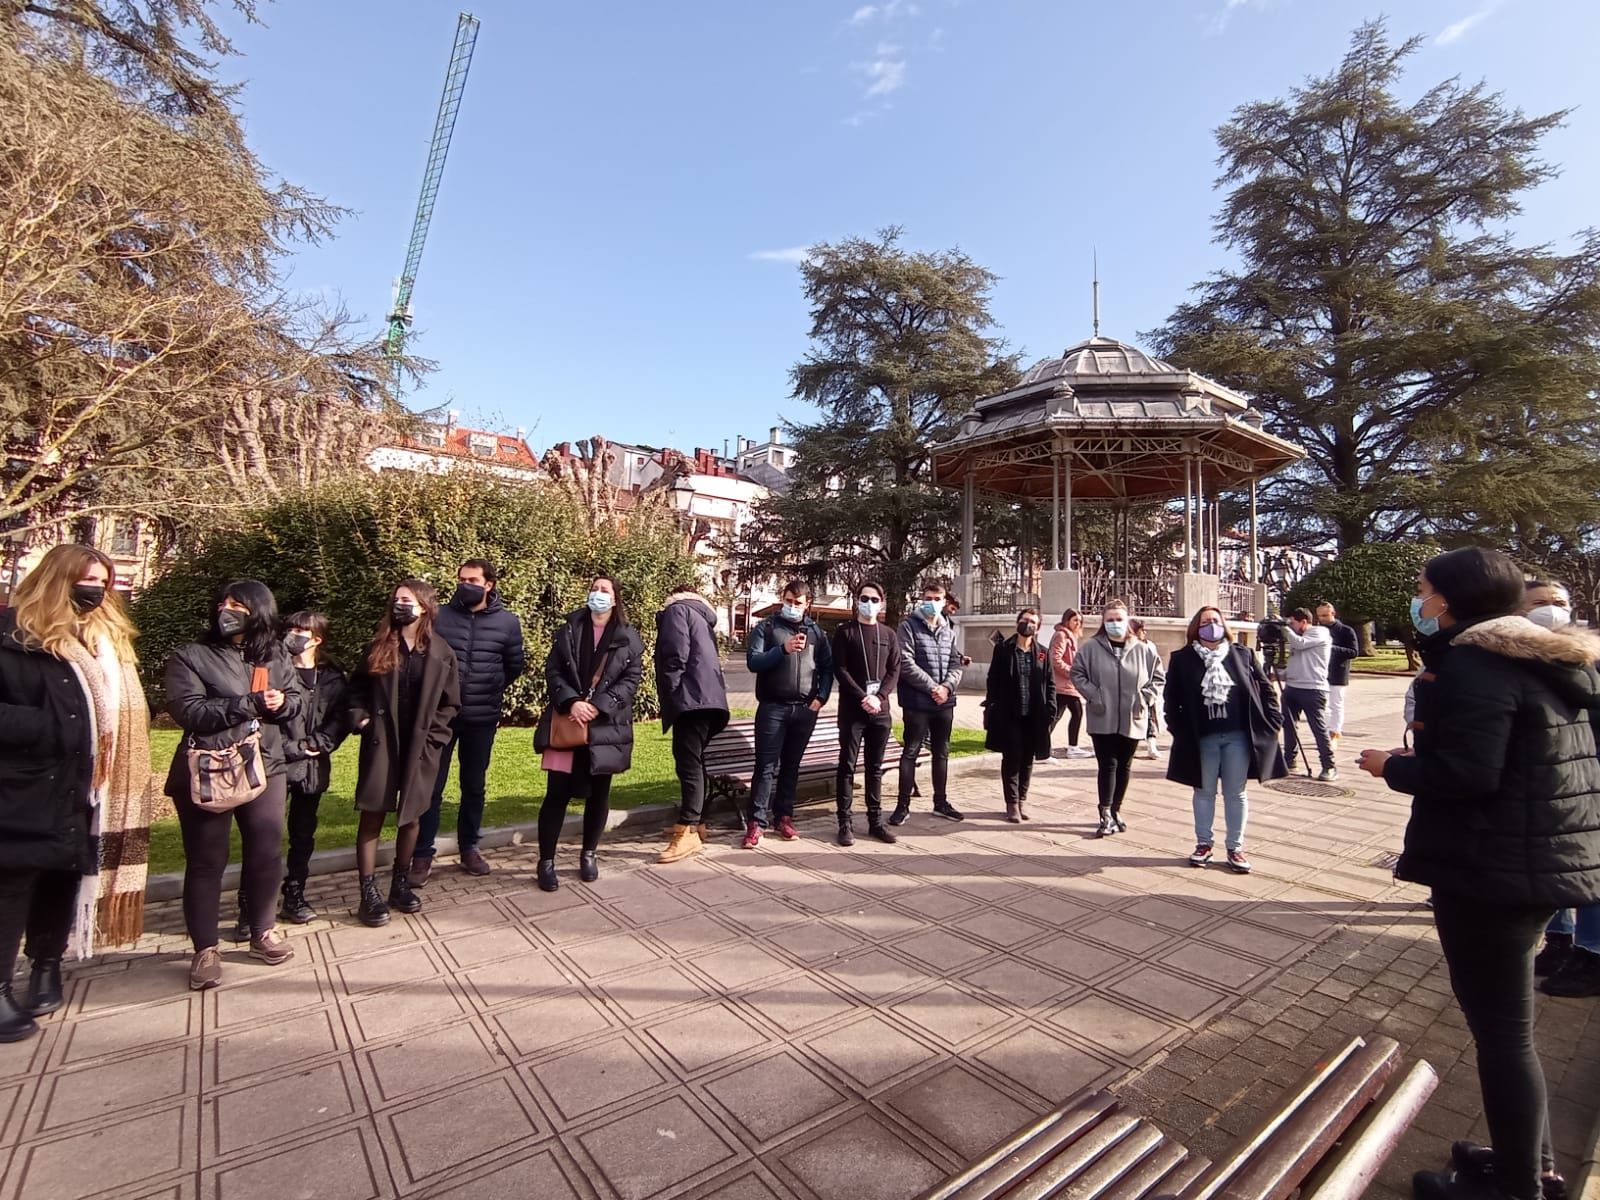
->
<box><xmin>657</xmin><ymin>824</ymin><xmax>703</xmax><ymax>864</ymax></box>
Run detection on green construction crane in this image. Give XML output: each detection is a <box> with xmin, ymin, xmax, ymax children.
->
<box><xmin>384</xmin><ymin>12</ymin><xmax>481</xmax><ymax>384</ymax></box>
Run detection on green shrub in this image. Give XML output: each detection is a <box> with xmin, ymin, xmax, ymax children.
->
<box><xmin>130</xmin><ymin>473</ymin><xmax>693</xmax><ymax>721</ymax></box>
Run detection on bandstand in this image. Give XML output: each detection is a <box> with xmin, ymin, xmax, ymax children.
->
<box><xmin>931</xmin><ymin>333</ymin><xmax>1304</xmax><ymax>677</ymax></box>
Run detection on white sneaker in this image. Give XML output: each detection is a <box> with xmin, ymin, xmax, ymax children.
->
<box><xmin>1318</xmin><ymin>767</ymin><xmax>1339</xmax><ymax>782</ymax></box>
<box><xmin>1140</xmin><ymin>739</ymin><xmax>1158</xmax><ymax>759</ymax></box>
<box><xmin>1067</xmin><ymin>746</ymin><xmax>1093</xmax><ymax>758</ymax></box>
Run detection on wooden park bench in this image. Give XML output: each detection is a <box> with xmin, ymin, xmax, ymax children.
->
<box><xmin>915</xmin><ymin>1035</ymin><xmax>1437</xmax><ymax>1200</ymax></box>
<box><xmin>702</xmin><ymin>714</ymin><xmax>929</xmax><ymax>826</ymax></box>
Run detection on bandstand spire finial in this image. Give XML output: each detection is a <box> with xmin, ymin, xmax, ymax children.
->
<box><xmin>1092</xmin><ymin>249</ymin><xmax>1100</xmax><ymax>338</ymax></box>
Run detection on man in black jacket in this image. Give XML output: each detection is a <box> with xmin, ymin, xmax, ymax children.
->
<box><xmin>743</xmin><ymin>580</ymin><xmax>834</xmax><ymax>848</ymax></box>
<box><xmin>832</xmin><ymin>581</ymin><xmax>902</xmax><ymax>846</ymax></box>
<box><xmin>655</xmin><ymin>584</ymin><xmax>731</xmax><ymax>864</ymax></box>
<box><xmin>1315</xmin><ymin>602</ymin><xmax>1360</xmax><ymax>744</ymax></box>
<box><xmin>412</xmin><ymin>560</ymin><xmax>526</xmax><ymax>882</ymax></box>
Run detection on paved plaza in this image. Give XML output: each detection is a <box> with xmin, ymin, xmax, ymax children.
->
<box><xmin>2</xmin><ymin>676</ymin><xmax>1598</xmax><ymax>1200</ymax></box>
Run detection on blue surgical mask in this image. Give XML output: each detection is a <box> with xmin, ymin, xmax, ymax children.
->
<box><xmin>857</xmin><ymin>599</ymin><xmax>881</xmax><ymax>619</ymax></box>
<box><xmin>780</xmin><ymin>602</ymin><xmax>805</xmax><ymax>623</ymax></box>
<box><xmin>587</xmin><ymin>591</ymin><xmax>614</xmax><ymax>614</ymax></box>
<box><xmin>1102</xmin><ymin>619</ymin><xmax>1128</xmax><ymax>640</ymax></box>
<box><xmin>1410</xmin><ymin>595</ymin><xmax>1440</xmax><ymax>637</ymax></box>
<box><xmin>917</xmin><ymin>600</ymin><xmax>940</xmax><ymax>620</ymax></box>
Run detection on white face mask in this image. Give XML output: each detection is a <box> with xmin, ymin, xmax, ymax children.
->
<box><xmin>1528</xmin><ymin>604</ymin><xmax>1572</xmax><ymax>630</ymax></box>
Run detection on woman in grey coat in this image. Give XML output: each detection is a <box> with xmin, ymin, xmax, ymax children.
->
<box><xmin>1070</xmin><ymin>600</ymin><xmax>1165</xmax><ymax>837</ymax></box>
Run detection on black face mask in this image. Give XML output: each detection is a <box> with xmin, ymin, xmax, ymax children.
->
<box><xmin>285</xmin><ymin>632</ymin><xmax>313</xmax><ymax>656</ymax></box>
<box><xmin>1017</xmin><ymin>621</ymin><xmax>1038</xmax><ymax>637</ymax></box>
<box><xmin>71</xmin><ymin>584</ymin><xmax>106</xmax><ymax>614</ymax></box>
<box><xmin>454</xmin><ymin>583</ymin><xmax>486</xmax><ymax>608</ymax></box>
<box><xmin>391</xmin><ymin>604</ymin><xmax>419</xmax><ymax>627</ymax></box>
<box><xmin>217</xmin><ymin>609</ymin><xmax>248</xmax><ymax>637</ymax></box>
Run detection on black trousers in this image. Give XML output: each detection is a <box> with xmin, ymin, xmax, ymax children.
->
<box><xmin>1281</xmin><ymin>686</ymin><xmax>1334</xmax><ymax>771</ymax></box>
<box><xmin>749</xmin><ymin>701</ymin><xmax>819</xmax><ymax>827</ymax></box>
<box><xmin>1090</xmin><ymin>733</ymin><xmax>1138</xmax><ymax>812</ymax></box>
<box><xmin>175</xmin><ymin>774</ymin><xmax>287</xmax><ymax>950</ymax></box>
<box><xmin>898</xmin><ymin>706</ymin><xmax>955</xmax><ymax>808</ymax></box>
<box><xmin>1000</xmin><ymin>745</ymin><xmax>1035</xmax><ymax>809</ymax></box>
<box><xmin>0</xmin><ymin>868</ymin><xmax>78</xmax><ymax>982</ymax></box>
<box><xmin>671</xmin><ymin>711</ymin><xmax>722</xmax><ymax>826</ymax></box>
<box><xmin>284</xmin><ymin>783</ymin><xmax>325</xmax><ymax>887</ymax></box>
<box><xmin>837</xmin><ymin>709</ymin><xmax>892</xmax><ymax>819</ymax></box>
<box><xmin>1432</xmin><ymin>891</ymin><xmax>1558</xmax><ymax>1199</ymax></box>
<box><xmin>537</xmin><ymin>770</ymin><xmax>613</xmax><ymax>860</ymax></box>
<box><xmin>417</xmin><ymin>721</ymin><xmax>498</xmax><ymax>857</ymax></box>
<box><xmin>1054</xmin><ymin>694</ymin><xmax>1084</xmax><ymax>746</ymax></box>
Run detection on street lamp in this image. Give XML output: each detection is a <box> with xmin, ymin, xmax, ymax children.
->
<box><xmin>669</xmin><ymin>475</ymin><xmax>697</xmax><ymax>554</ymax></box>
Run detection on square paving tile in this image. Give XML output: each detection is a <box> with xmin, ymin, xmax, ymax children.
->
<box><xmin>1201</xmin><ymin>921</ymin><xmax>1308</xmax><ymax>963</ymax></box>
<box><xmin>323</xmin><ymin>920</ymin><xmax>419</xmax><ymax>961</ymax></box>
<box><xmin>494</xmin><ymin>992</ymin><xmax>614</xmax><ymax>1060</ymax></box>
<box><xmin>436</xmin><ymin>924</ymin><xmax>538</xmax><ymax>969</ymax></box>
<box><xmin>33</xmin><ymin>1045</ymin><xmax>190</xmax><ymax>1133</ymax></box>
<box><xmin>735</xmin><ymin>897</ymin><xmax>810</xmax><ymax>933</ymax></box>
<box><xmin>504</xmin><ymin>886</ymin><xmax>588</xmax><ymax>918</ymax></box>
<box><xmin>209</xmin><ymin>966</ymin><xmax>327</xmax><ymax>1030</ymax></box>
<box><xmin>1118</xmin><ymin>896</ymin><xmax>1212</xmax><ymax>933</ymax></box>
<box><xmin>765</xmin><ymin>922</ymin><xmax>864</xmax><ymax>965</ymax></box>
<box><xmin>529</xmin><ymin>1033</ymin><xmax>667</xmax><ymax>1122</ymax></box>
<box><xmin>609</xmin><ymin>892</ymin><xmax>698</xmax><ymax>927</ymax></box>
<box><xmin>459</xmin><ymin>950</ymin><xmax>571</xmax><ymax>1009</ymax></box>
<box><xmin>8</xmin><ymin>1102</ymin><xmax>193</xmax><ymax>1199</ymax></box>
<box><xmin>894</xmin><ymin>929</ymin><xmax>991</xmax><ymax>974</ymax></box>
<box><xmin>1075</xmin><ymin>913</ymin><xmax>1175</xmax><ymax>956</ymax></box>
<box><xmin>825</xmin><ymin>907</ymin><xmax>928</xmax><ymax>942</ymax></box>
<box><xmin>691</xmin><ymin>945</ymin><xmax>793</xmax><ymax>991</ymax></box>
<box><xmin>421</xmin><ymin>899</ymin><xmax>509</xmax><ymax>938</ymax></box>
<box><xmin>805</xmin><ymin>1014</ymin><xmax>940</xmax><ymax>1090</ymax></box>
<box><xmin>892</xmin><ymin>885</ymin><xmax>981</xmax><ymax>921</ymax></box>
<box><xmin>976</xmin><ymin>1027</ymin><xmax>1115</xmax><ymax>1103</ymax></box>
<box><xmin>644</xmin><ymin>1003</ymin><xmax>769</xmax><ymax>1074</ymax></box>
<box><xmin>789</xmin><ymin>883</ymin><xmax>871</xmax><ymax>915</ymax></box>
<box><xmin>697</xmin><ymin>1170</ymin><xmax>791</xmax><ymax>1199</ymax></box>
<box><xmin>681</xmin><ymin>876</ymin><xmax>768</xmax><ymax>908</ymax></box>
<box><xmin>1046</xmin><ymin>994</ymin><xmax>1181</xmax><ymax>1062</ymax></box>
<box><xmin>73</xmin><ymin>960</ymin><xmax>189</xmax><ymax>1015</ymax></box>
<box><xmin>61</xmin><ymin>995</ymin><xmax>197</xmax><ymax>1064</ymax></box>
<box><xmin>527</xmin><ymin>904</ymin><xmax>624</xmax><ymax>946</ymax></box>
<box><xmin>387</xmin><ymin>1074</ymin><xmax>542</xmax><ymax>1184</ymax></box>
<box><xmin>741</xmin><ymin>976</ymin><xmax>857</xmax><ymax>1033</ymax></box>
<box><xmin>577</xmin><ymin>1094</ymin><xmax>739</xmax><ymax>1200</ymax></box>
<box><xmin>334</xmin><ymin>944</ymin><xmax>440</xmax><ymax>997</ymax></box>
<box><xmin>1015</xmin><ymin>893</ymin><xmax>1097</xmax><ymax>929</ymax></box>
<box><xmin>889</xmin><ymin>984</ymin><xmax>1013</xmax><ymax>1049</ymax></box>
<box><xmin>960</xmin><ymin>958</ymin><xmax>1079</xmax><ymax>1010</ymax></box>
<box><xmin>823</xmin><ymin>950</ymin><xmax>939</xmax><ymax>1003</ymax></box>
<box><xmin>884</xmin><ymin>1063</ymin><xmax>1042</xmax><ymax>1160</ymax></box>
<box><xmin>210</xmin><ymin>1122</ymin><xmax>386</xmax><ymax>1200</ymax></box>
<box><xmin>950</xmin><ymin>910</ymin><xmax>1049</xmax><ymax>949</ymax></box>
<box><xmin>601</xmin><ymin>963</ymin><xmax>715</xmax><ymax>1022</ymax></box>
<box><xmin>364</xmin><ymin>1020</ymin><xmax>499</xmax><ymax>1105</ymax></box>
<box><xmin>1107</xmin><ymin>966</ymin><xmax>1229</xmax><ymax>1022</ymax></box>
<box><xmin>209</xmin><ymin>1060</ymin><xmax>358</xmax><ymax>1156</ymax></box>
<box><xmin>1019</xmin><ymin>934</ymin><xmax>1130</xmax><ymax>982</ymax></box>
<box><xmin>650</xmin><ymin>913</ymin><xmax>742</xmax><ymax>956</ymax></box>
<box><xmin>563</xmin><ymin>933</ymin><xmax>662</xmax><ymax>981</ymax></box>
<box><xmin>1159</xmin><ymin>943</ymin><xmax>1269</xmax><ymax>990</ymax></box>
<box><xmin>347</xmin><ymin>979</ymin><xmax>466</xmax><ymax>1044</ymax></box>
<box><xmin>703</xmin><ymin>1051</ymin><xmax>850</xmax><ymax>1144</ymax></box>
<box><xmin>779</xmin><ymin>1112</ymin><xmax>945</xmax><ymax>1200</ymax></box>
<box><xmin>424</xmin><ymin>1145</ymin><xmax>584</xmax><ymax>1198</ymax></box>
<box><xmin>213</xmin><ymin>1010</ymin><xmax>342</xmax><ymax>1084</ymax></box>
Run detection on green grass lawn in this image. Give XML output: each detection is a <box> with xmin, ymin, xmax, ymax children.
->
<box><xmin>1349</xmin><ymin>647</ymin><xmax>1416</xmax><ymax>675</ymax></box>
<box><xmin>146</xmin><ymin>723</ymin><xmax>987</xmax><ymax>876</ymax></box>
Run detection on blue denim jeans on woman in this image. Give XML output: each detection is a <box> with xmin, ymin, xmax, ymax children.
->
<box><xmin>1192</xmin><ymin>729</ymin><xmax>1250</xmax><ymax>850</ymax></box>
<box><xmin>1547</xmin><ymin>904</ymin><xmax>1600</xmax><ymax>952</ymax></box>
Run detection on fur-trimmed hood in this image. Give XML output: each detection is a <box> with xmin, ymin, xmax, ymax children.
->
<box><xmin>1454</xmin><ymin>615</ymin><xmax>1600</xmax><ymax>709</ymax></box>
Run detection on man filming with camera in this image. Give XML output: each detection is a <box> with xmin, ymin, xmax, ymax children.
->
<box><xmin>1273</xmin><ymin>607</ymin><xmax>1338</xmax><ymax>781</ymax></box>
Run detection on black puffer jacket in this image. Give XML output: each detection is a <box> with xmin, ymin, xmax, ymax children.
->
<box><xmin>654</xmin><ymin>592</ymin><xmax>729</xmax><ymax>733</ymax></box>
<box><xmin>535</xmin><ymin>610</ymin><xmax>644</xmax><ymax>775</ymax></box>
<box><xmin>1385</xmin><ymin>615</ymin><xmax>1600</xmax><ymax>906</ymax></box>
<box><xmin>0</xmin><ymin>611</ymin><xmax>95</xmax><ymax>873</ymax></box>
<box><xmin>163</xmin><ymin>640</ymin><xmax>303</xmax><ymax>798</ymax></box>
<box><xmin>282</xmin><ymin>662</ymin><xmax>351</xmax><ymax>794</ymax></box>
<box><xmin>433</xmin><ymin>592</ymin><xmax>526</xmax><ymax>725</ymax></box>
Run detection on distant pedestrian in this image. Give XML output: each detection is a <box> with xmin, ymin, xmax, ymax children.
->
<box><xmin>277</xmin><ymin>611</ymin><xmax>349</xmax><ymax>924</ymax></box>
<box><xmin>348</xmin><ymin>581</ymin><xmax>461</xmax><ymax>927</ymax></box>
<box><xmin>1129</xmin><ymin>618</ymin><xmax>1162</xmax><ymax>758</ymax></box>
<box><xmin>743</xmin><ymin>580</ymin><xmax>832</xmax><ymax>848</ymax></box>
<box><xmin>0</xmin><ymin>545</ymin><xmax>153</xmax><ymax>1040</ymax></box>
<box><xmin>414</xmin><ymin>559</ymin><xmax>526</xmax><ymax>884</ymax></box>
<box><xmin>893</xmin><ymin>579</ymin><xmax>965</xmax><ymax>826</ymax></box>
<box><xmin>832</xmin><ymin>581</ymin><xmax>902</xmax><ymax>846</ymax></box>
<box><xmin>1279</xmin><ymin>608</ymin><xmax>1338</xmax><ymax>780</ymax></box>
<box><xmin>164</xmin><ymin>580</ymin><xmax>302</xmax><ymax>989</ymax></box>
<box><xmin>655</xmin><ymin>583</ymin><xmax>730</xmax><ymax>864</ymax></box>
<box><xmin>1048</xmin><ymin>609</ymin><xmax>1092</xmax><ymax>758</ymax></box>
<box><xmin>1315</xmin><ymin>602</ymin><xmax>1359</xmax><ymax>743</ymax></box>
<box><xmin>533</xmin><ymin>576</ymin><xmax>642</xmax><ymax>891</ymax></box>
<box><xmin>1071</xmin><ymin>601</ymin><xmax>1164</xmax><ymax>837</ymax></box>
<box><xmin>1358</xmin><ymin>547</ymin><xmax>1600</xmax><ymax>1200</ymax></box>
<box><xmin>1163</xmin><ymin>606</ymin><xmax>1286</xmax><ymax>874</ymax></box>
<box><xmin>983</xmin><ymin>608</ymin><xmax>1055</xmax><ymax>822</ymax></box>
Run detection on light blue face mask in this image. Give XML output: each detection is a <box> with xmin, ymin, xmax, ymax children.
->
<box><xmin>857</xmin><ymin>599</ymin><xmax>881</xmax><ymax>619</ymax></box>
<box><xmin>1410</xmin><ymin>595</ymin><xmax>1439</xmax><ymax>637</ymax></box>
<box><xmin>1102</xmin><ymin>619</ymin><xmax>1128</xmax><ymax>640</ymax></box>
<box><xmin>587</xmin><ymin>590</ymin><xmax>614</xmax><ymax>614</ymax></box>
<box><xmin>917</xmin><ymin>599</ymin><xmax>941</xmax><ymax>620</ymax></box>
<box><xmin>780</xmin><ymin>603</ymin><xmax>805</xmax><ymax>623</ymax></box>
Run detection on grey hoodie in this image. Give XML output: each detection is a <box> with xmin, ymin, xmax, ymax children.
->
<box><xmin>1070</xmin><ymin>631</ymin><xmax>1165</xmax><ymax>740</ymax></box>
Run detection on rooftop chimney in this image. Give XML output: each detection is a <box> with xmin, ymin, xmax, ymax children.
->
<box><xmin>770</xmin><ymin>426</ymin><xmax>781</xmax><ymax>445</ymax></box>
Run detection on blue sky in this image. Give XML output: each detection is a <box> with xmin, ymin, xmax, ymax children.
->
<box><xmin>217</xmin><ymin>0</ymin><xmax>1600</xmax><ymax>454</ymax></box>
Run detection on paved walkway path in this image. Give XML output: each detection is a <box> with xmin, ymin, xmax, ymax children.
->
<box><xmin>3</xmin><ymin>677</ymin><xmax>1597</xmax><ymax>1200</ymax></box>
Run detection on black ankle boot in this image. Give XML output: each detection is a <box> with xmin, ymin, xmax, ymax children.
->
<box><xmin>537</xmin><ymin>859</ymin><xmax>559</xmax><ymax>892</ymax></box>
<box><xmin>388</xmin><ymin>865</ymin><xmax>422</xmax><ymax>914</ymax></box>
<box><xmin>1413</xmin><ymin>1169</ymin><xmax>1521</xmax><ymax>1200</ymax></box>
<box><xmin>578</xmin><ymin>851</ymin><xmax>599</xmax><ymax>883</ymax></box>
<box><xmin>1111</xmin><ymin>809</ymin><xmax>1128</xmax><ymax>832</ymax></box>
<box><xmin>0</xmin><ymin>984</ymin><xmax>40</xmax><ymax>1043</ymax></box>
<box><xmin>279</xmin><ymin>881</ymin><xmax>316</xmax><ymax>925</ymax></box>
<box><xmin>231</xmin><ymin>887</ymin><xmax>252</xmax><ymax>943</ymax></box>
<box><xmin>837</xmin><ymin>816</ymin><xmax>855</xmax><ymax>847</ymax></box>
<box><xmin>1096</xmin><ymin>807</ymin><xmax>1115</xmax><ymax>837</ymax></box>
<box><xmin>868</xmin><ymin>820</ymin><xmax>897</xmax><ymax>844</ymax></box>
<box><xmin>24</xmin><ymin>958</ymin><xmax>63</xmax><ymax>1016</ymax></box>
<box><xmin>358</xmin><ymin>874</ymin><xmax>390</xmax><ymax>927</ymax></box>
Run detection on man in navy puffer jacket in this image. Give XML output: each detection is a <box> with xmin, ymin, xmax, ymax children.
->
<box><xmin>411</xmin><ymin>559</ymin><xmax>526</xmax><ymax>882</ymax></box>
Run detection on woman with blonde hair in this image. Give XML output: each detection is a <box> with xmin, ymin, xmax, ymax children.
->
<box><xmin>0</xmin><ymin>545</ymin><xmax>153</xmax><ymax>1040</ymax></box>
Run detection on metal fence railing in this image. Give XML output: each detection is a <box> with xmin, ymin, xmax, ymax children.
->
<box><xmin>1081</xmin><ymin>572</ymin><xmax>1177</xmax><ymax>617</ymax></box>
<box><xmin>973</xmin><ymin>577</ymin><xmax>1042</xmax><ymax>616</ymax></box>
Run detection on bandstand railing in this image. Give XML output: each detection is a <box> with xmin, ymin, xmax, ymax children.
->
<box><xmin>973</xmin><ymin>576</ymin><xmax>1041</xmax><ymax>616</ymax></box>
<box><xmin>1081</xmin><ymin>570</ymin><xmax>1177</xmax><ymax>617</ymax></box>
<box><xmin>1219</xmin><ymin>580</ymin><xmax>1259</xmax><ymax>617</ymax></box>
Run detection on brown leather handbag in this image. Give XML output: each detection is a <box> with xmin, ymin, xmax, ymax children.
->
<box><xmin>543</xmin><ymin>652</ymin><xmax>612</xmax><ymax>750</ymax></box>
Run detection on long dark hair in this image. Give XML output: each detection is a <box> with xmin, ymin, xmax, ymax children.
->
<box><xmin>207</xmin><ymin>579</ymin><xmax>280</xmax><ymax>665</ymax></box>
<box><xmin>366</xmin><ymin>579</ymin><xmax>438</xmax><ymax>674</ymax></box>
<box><xmin>590</xmin><ymin>574</ymin><xmax>628</xmax><ymax>627</ymax></box>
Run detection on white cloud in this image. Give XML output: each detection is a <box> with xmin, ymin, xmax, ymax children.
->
<box><xmin>846</xmin><ymin>0</ymin><xmax>919</xmax><ymax>26</ymax></box>
<box><xmin>1436</xmin><ymin>1</ymin><xmax>1501</xmax><ymax>44</ymax></box>
<box><xmin>858</xmin><ymin>43</ymin><xmax>907</xmax><ymax>96</ymax></box>
<box><xmin>749</xmin><ymin>247</ymin><xmax>812</xmax><ymax>264</ymax></box>
<box><xmin>849</xmin><ymin>4</ymin><xmax>877</xmax><ymax>23</ymax></box>
<box><xmin>1208</xmin><ymin>0</ymin><xmax>1269</xmax><ymax>36</ymax></box>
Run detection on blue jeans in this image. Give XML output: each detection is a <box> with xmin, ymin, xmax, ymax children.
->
<box><xmin>1191</xmin><ymin>729</ymin><xmax>1250</xmax><ymax>850</ymax></box>
<box><xmin>1547</xmin><ymin>905</ymin><xmax>1600</xmax><ymax>952</ymax></box>
<box><xmin>749</xmin><ymin>701</ymin><xmax>819</xmax><ymax>827</ymax></box>
<box><xmin>416</xmin><ymin>722</ymin><xmax>498</xmax><ymax>858</ymax></box>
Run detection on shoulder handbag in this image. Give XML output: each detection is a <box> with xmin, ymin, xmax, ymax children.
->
<box><xmin>187</xmin><ymin>665</ymin><xmax>271</xmax><ymax>812</ymax></box>
<box><xmin>546</xmin><ymin>648</ymin><xmax>614</xmax><ymax>751</ymax></box>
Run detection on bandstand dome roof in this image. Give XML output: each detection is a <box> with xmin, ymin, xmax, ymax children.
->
<box><xmin>931</xmin><ymin>334</ymin><xmax>1304</xmax><ymax>501</ymax></box>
